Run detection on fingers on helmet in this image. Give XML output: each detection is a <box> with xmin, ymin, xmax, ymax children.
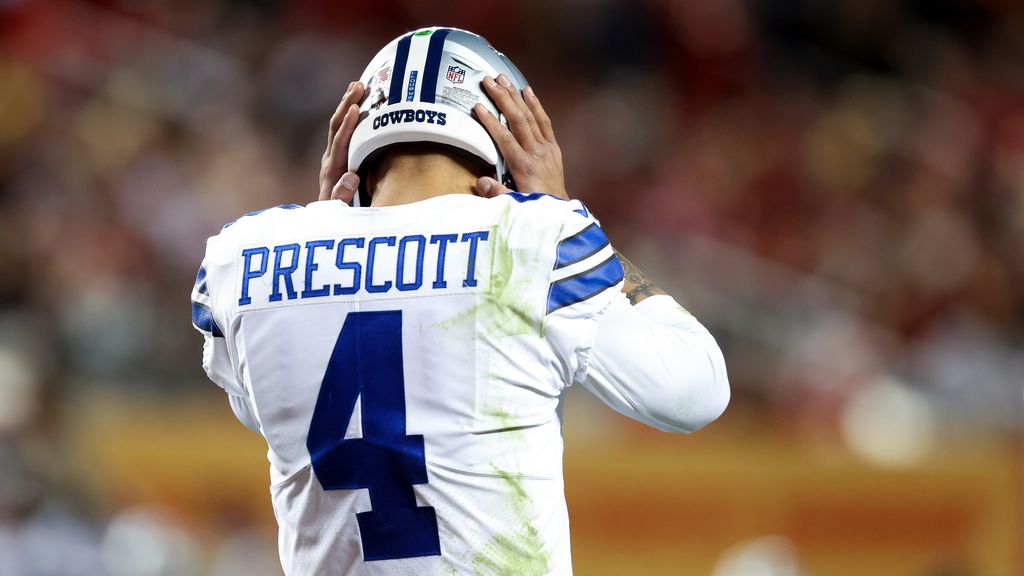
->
<box><xmin>490</xmin><ymin>74</ymin><xmax>538</xmax><ymax>146</ymax></box>
<box><xmin>474</xmin><ymin>103</ymin><xmax>520</xmax><ymax>155</ymax></box>
<box><xmin>524</xmin><ymin>86</ymin><xmax>555</xmax><ymax>143</ymax></box>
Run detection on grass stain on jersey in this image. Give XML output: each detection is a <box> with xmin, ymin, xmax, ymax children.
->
<box><xmin>483</xmin><ymin>218</ymin><xmax>544</xmax><ymax>338</ymax></box>
<box><xmin>472</xmin><ymin>467</ymin><xmax>549</xmax><ymax>576</ymax></box>
<box><xmin>434</xmin><ymin>203</ymin><xmax>547</xmax><ymax>339</ymax></box>
<box><xmin>485</xmin><ymin>408</ymin><xmax>516</xmax><ymax>430</ymax></box>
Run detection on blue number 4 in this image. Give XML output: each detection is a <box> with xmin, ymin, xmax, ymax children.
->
<box><xmin>306</xmin><ymin>311</ymin><xmax>441</xmax><ymax>561</ymax></box>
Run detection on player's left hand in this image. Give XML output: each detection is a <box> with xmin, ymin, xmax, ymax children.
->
<box><xmin>320</xmin><ymin>81</ymin><xmax>365</xmax><ymax>203</ymax></box>
<box><xmin>474</xmin><ymin>75</ymin><xmax>568</xmax><ymax>201</ymax></box>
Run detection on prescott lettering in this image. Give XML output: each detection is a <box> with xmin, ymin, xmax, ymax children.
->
<box><xmin>238</xmin><ymin>230</ymin><xmax>489</xmax><ymax>306</ymax></box>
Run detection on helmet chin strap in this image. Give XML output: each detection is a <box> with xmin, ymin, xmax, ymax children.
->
<box><xmin>500</xmin><ymin>173</ymin><xmax>517</xmax><ymax>192</ymax></box>
<box><xmin>496</xmin><ymin>158</ymin><xmax>517</xmax><ymax>192</ymax></box>
<box><xmin>357</xmin><ymin>187</ymin><xmax>372</xmax><ymax>207</ymax></box>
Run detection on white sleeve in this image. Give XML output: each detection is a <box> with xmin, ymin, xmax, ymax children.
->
<box><xmin>538</xmin><ymin>198</ymin><xmax>625</xmax><ymax>386</ymax></box>
<box><xmin>581</xmin><ymin>294</ymin><xmax>730</xmax><ymax>433</ymax></box>
<box><xmin>192</xmin><ymin>259</ymin><xmax>261</xmax><ymax>434</ymax></box>
<box><xmin>227</xmin><ymin>391</ymin><xmax>261</xmax><ymax>434</ymax></box>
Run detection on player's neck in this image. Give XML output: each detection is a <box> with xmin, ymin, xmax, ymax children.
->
<box><xmin>369</xmin><ymin>150</ymin><xmax>482</xmax><ymax>207</ymax></box>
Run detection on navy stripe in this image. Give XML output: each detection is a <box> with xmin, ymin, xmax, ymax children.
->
<box><xmin>419</xmin><ymin>28</ymin><xmax>451</xmax><ymax>103</ymax></box>
<box><xmin>546</xmin><ymin>254</ymin><xmax>624</xmax><ymax>314</ymax></box>
<box><xmin>195</xmin><ymin>266</ymin><xmax>209</xmax><ymax>295</ymax></box>
<box><xmin>406</xmin><ymin>70</ymin><xmax>419</xmax><ymax>102</ymax></box>
<box><xmin>388</xmin><ymin>34</ymin><xmax>413</xmax><ymax>105</ymax></box>
<box><xmin>507</xmin><ymin>192</ymin><xmax>558</xmax><ymax>203</ymax></box>
<box><xmin>192</xmin><ymin>301</ymin><xmax>223</xmax><ymax>337</ymax></box>
<box><xmin>554</xmin><ymin>223</ymin><xmax>610</xmax><ymax>270</ymax></box>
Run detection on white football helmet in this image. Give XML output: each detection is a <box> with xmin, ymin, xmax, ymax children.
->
<box><xmin>348</xmin><ymin>27</ymin><xmax>529</xmax><ymax>205</ymax></box>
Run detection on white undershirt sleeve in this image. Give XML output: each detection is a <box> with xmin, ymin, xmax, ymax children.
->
<box><xmin>581</xmin><ymin>294</ymin><xmax>730</xmax><ymax>433</ymax></box>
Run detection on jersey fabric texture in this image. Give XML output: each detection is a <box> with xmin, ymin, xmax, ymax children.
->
<box><xmin>192</xmin><ymin>193</ymin><xmax>625</xmax><ymax>575</ymax></box>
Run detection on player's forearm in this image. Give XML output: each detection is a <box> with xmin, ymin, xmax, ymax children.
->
<box><xmin>615</xmin><ymin>250</ymin><xmax>667</xmax><ymax>305</ymax></box>
<box><xmin>584</xmin><ymin>295</ymin><xmax>730</xmax><ymax>433</ymax></box>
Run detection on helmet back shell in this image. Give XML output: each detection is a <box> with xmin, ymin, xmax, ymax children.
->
<box><xmin>348</xmin><ymin>27</ymin><xmax>528</xmax><ymax>204</ymax></box>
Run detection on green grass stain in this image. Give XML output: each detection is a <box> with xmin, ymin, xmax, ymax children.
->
<box><xmin>472</xmin><ymin>467</ymin><xmax>550</xmax><ymax>576</ymax></box>
<box><xmin>484</xmin><ymin>408</ymin><xmax>516</xmax><ymax>430</ymax></box>
<box><xmin>434</xmin><ymin>203</ymin><xmax>546</xmax><ymax>339</ymax></box>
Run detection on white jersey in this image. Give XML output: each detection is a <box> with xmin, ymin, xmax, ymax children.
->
<box><xmin>192</xmin><ymin>192</ymin><xmax>729</xmax><ymax>576</ymax></box>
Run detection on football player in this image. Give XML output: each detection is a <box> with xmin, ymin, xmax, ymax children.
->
<box><xmin>193</xmin><ymin>27</ymin><xmax>728</xmax><ymax>576</ymax></box>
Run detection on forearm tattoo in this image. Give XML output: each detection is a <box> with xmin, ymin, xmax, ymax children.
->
<box><xmin>615</xmin><ymin>250</ymin><xmax>667</xmax><ymax>305</ymax></box>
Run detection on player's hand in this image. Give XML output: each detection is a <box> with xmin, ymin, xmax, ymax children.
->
<box><xmin>473</xmin><ymin>75</ymin><xmax>568</xmax><ymax>200</ymax></box>
<box><xmin>320</xmin><ymin>81</ymin><xmax>365</xmax><ymax>203</ymax></box>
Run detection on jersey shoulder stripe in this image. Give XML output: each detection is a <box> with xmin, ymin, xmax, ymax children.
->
<box><xmin>546</xmin><ymin>253</ymin><xmax>624</xmax><ymax>314</ymax></box>
<box><xmin>192</xmin><ymin>301</ymin><xmax>223</xmax><ymax>337</ymax></box>
<box><xmin>194</xmin><ymin>265</ymin><xmax>210</xmax><ymax>295</ymax></box>
<box><xmin>501</xmin><ymin>192</ymin><xmax>596</xmax><ymax>230</ymax></box>
<box><xmin>191</xmin><ymin>264</ymin><xmax>223</xmax><ymax>336</ymax></box>
<box><xmin>500</xmin><ymin>191</ymin><xmax>592</xmax><ymax>221</ymax></box>
<box><xmin>497</xmin><ymin>192</ymin><xmax>617</xmax><ymax>314</ymax></box>
<box><xmin>554</xmin><ymin>222</ymin><xmax>609</xmax><ymax>270</ymax></box>
<box><xmin>505</xmin><ymin>191</ymin><xmax>561</xmax><ymax>203</ymax></box>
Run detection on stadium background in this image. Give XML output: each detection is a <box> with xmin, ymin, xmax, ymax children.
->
<box><xmin>0</xmin><ymin>0</ymin><xmax>1021</xmax><ymax>574</ymax></box>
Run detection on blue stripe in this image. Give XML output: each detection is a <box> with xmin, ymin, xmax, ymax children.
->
<box><xmin>406</xmin><ymin>70</ymin><xmax>419</xmax><ymax>101</ymax></box>
<box><xmin>554</xmin><ymin>223</ymin><xmax>610</xmax><ymax>270</ymax></box>
<box><xmin>546</xmin><ymin>254</ymin><xmax>624</xmax><ymax>314</ymax></box>
<box><xmin>195</xmin><ymin>266</ymin><xmax>209</xmax><ymax>295</ymax></box>
<box><xmin>507</xmin><ymin>192</ymin><xmax>559</xmax><ymax>203</ymax></box>
<box><xmin>418</xmin><ymin>28</ymin><xmax>451</xmax><ymax>103</ymax></box>
<box><xmin>192</xmin><ymin>301</ymin><xmax>223</xmax><ymax>337</ymax></box>
<box><xmin>388</xmin><ymin>34</ymin><xmax>413</xmax><ymax>105</ymax></box>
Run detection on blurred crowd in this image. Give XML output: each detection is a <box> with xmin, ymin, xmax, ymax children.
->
<box><xmin>0</xmin><ymin>0</ymin><xmax>1021</xmax><ymax>574</ymax></box>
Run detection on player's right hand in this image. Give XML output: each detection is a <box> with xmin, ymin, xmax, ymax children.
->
<box><xmin>474</xmin><ymin>75</ymin><xmax>568</xmax><ymax>201</ymax></box>
<box><xmin>320</xmin><ymin>81</ymin><xmax>365</xmax><ymax>203</ymax></box>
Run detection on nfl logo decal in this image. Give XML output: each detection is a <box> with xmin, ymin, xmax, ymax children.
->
<box><xmin>446</xmin><ymin>65</ymin><xmax>466</xmax><ymax>84</ymax></box>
